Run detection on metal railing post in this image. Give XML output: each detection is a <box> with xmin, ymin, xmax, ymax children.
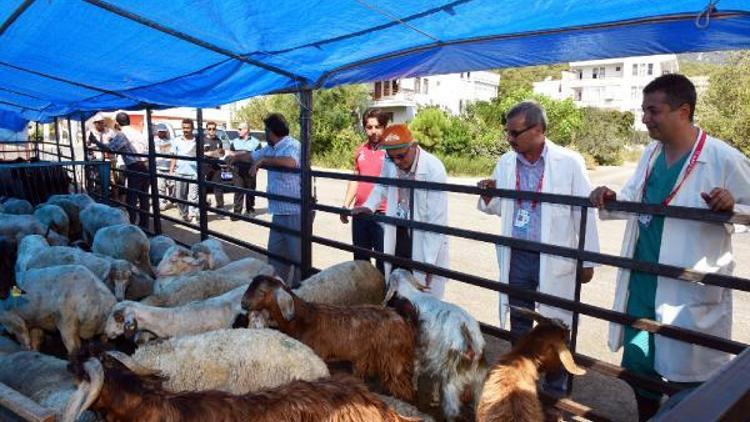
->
<box><xmin>196</xmin><ymin>108</ymin><xmax>208</xmax><ymax>240</ymax></box>
<box><xmin>567</xmin><ymin>205</ymin><xmax>589</xmax><ymax>393</ymax></box>
<box><xmin>67</xmin><ymin>117</ymin><xmax>78</xmax><ymax>191</ymax></box>
<box><xmin>146</xmin><ymin>108</ymin><xmax>162</xmax><ymax>234</ymax></box>
<box><xmin>299</xmin><ymin>89</ymin><xmax>314</xmax><ymax>279</ymax></box>
<box><xmin>53</xmin><ymin>117</ymin><xmax>62</xmax><ymax>162</ymax></box>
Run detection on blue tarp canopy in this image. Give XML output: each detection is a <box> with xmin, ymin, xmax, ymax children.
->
<box><xmin>0</xmin><ymin>0</ymin><xmax>749</xmax><ymax>128</ymax></box>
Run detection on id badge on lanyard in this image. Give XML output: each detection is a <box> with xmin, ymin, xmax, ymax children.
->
<box><xmin>514</xmin><ymin>208</ymin><xmax>531</xmax><ymax>231</ymax></box>
<box><xmin>639</xmin><ymin>129</ymin><xmax>706</xmax><ymax>227</ymax></box>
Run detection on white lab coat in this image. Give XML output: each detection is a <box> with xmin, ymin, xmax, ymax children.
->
<box><xmin>363</xmin><ymin>147</ymin><xmax>449</xmax><ymax>298</ymax></box>
<box><xmin>477</xmin><ymin>140</ymin><xmax>600</xmax><ymax>327</ymax></box>
<box><xmin>603</xmin><ymin>133</ymin><xmax>750</xmax><ymax>382</ymax></box>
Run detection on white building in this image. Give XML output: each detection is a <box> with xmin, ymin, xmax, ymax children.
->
<box><xmin>370</xmin><ymin>71</ymin><xmax>500</xmax><ymax>123</ymax></box>
<box><xmin>533</xmin><ymin>54</ymin><xmax>682</xmax><ymax>130</ymax></box>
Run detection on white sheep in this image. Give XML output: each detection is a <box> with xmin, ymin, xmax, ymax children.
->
<box><xmin>2</xmin><ymin>198</ymin><xmax>33</xmax><ymax>214</ymax></box>
<box><xmin>386</xmin><ymin>269</ymin><xmax>487</xmax><ymax>421</ymax></box>
<box><xmin>33</xmin><ymin>203</ymin><xmax>70</xmax><ymax>238</ymax></box>
<box><xmin>105</xmin><ymin>284</ymin><xmax>247</xmax><ymax>340</ymax></box>
<box><xmin>0</xmin><ymin>265</ymin><xmax>116</xmax><ymax>355</ymax></box>
<box><xmin>22</xmin><ymin>245</ymin><xmax>153</xmax><ymax>300</ymax></box>
<box><xmin>48</xmin><ymin>193</ymin><xmax>95</xmax><ymax>211</ymax></box>
<box><xmin>154</xmin><ymin>244</ymin><xmax>205</xmax><ymax>278</ymax></box>
<box><xmin>0</xmin><ymin>351</ymin><xmax>100</xmax><ymax>422</ymax></box>
<box><xmin>46</xmin><ymin>194</ymin><xmax>92</xmax><ymax>241</ymax></box>
<box><xmin>79</xmin><ymin>203</ymin><xmax>129</xmax><ymax>244</ymax></box>
<box><xmin>129</xmin><ymin>328</ymin><xmax>330</xmax><ymax>395</ymax></box>
<box><xmin>190</xmin><ymin>238</ymin><xmax>231</xmax><ymax>270</ymax></box>
<box><xmin>92</xmin><ymin>223</ymin><xmax>153</xmax><ymax>277</ymax></box>
<box><xmin>14</xmin><ymin>234</ymin><xmax>49</xmax><ymax>287</ymax></box>
<box><xmin>295</xmin><ymin>260</ymin><xmax>385</xmax><ymax>306</ymax></box>
<box><xmin>144</xmin><ymin>256</ymin><xmax>274</xmax><ymax>307</ymax></box>
<box><xmin>148</xmin><ymin>234</ymin><xmax>176</xmax><ymax>267</ymax></box>
<box><xmin>0</xmin><ymin>213</ymin><xmax>68</xmax><ymax>246</ymax></box>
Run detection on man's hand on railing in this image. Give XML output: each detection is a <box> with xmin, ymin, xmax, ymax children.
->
<box><xmin>589</xmin><ymin>186</ymin><xmax>617</xmax><ymax>208</ymax></box>
<box><xmin>477</xmin><ymin>178</ymin><xmax>496</xmax><ymax>205</ymax></box>
<box><xmin>350</xmin><ymin>206</ymin><xmax>373</xmax><ymax>216</ymax></box>
<box><xmin>701</xmin><ymin>188</ymin><xmax>735</xmax><ymax>212</ymax></box>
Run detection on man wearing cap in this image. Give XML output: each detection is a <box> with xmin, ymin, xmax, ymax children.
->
<box><xmin>89</xmin><ymin>112</ymin><xmax>150</xmax><ymax>229</ymax></box>
<box><xmin>340</xmin><ymin>108</ymin><xmax>389</xmax><ymax>274</ymax></box>
<box><xmin>154</xmin><ymin>123</ymin><xmax>174</xmax><ymax>210</ymax></box>
<box><xmin>352</xmin><ymin>123</ymin><xmax>449</xmax><ymax>298</ymax></box>
<box><xmin>226</xmin><ymin>122</ymin><xmax>260</xmax><ymax>219</ymax></box>
<box><xmin>86</xmin><ymin>113</ymin><xmax>114</xmax><ymax>195</ymax></box>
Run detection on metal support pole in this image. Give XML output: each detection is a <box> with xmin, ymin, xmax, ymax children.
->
<box><xmin>299</xmin><ymin>89</ymin><xmax>314</xmax><ymax>279</ymax></box>
<box><xmin>196</xmin><ymin>108</ymin><xmax>208</xmax><ymax>240</ymax></box>
<box><xmin>80</xmin><ymin>117</ymin><xmax>90</xmax><ymax>194</ymax></box>
<box><xmin>33</xmin><ymin>122</ymin><xmax>39</xmax><ymax>159</ymax></box>
<box><xmin>67</xmin><ymin>118</ymin><xmax>78</xmax><ymax>191</ymax></box>
<box><xmin>145</xmin><ymin>108</ymin><xmax>162</xmax><ymax>234</ymax></box>
<box><xmin>567</xmin><ymin>205</ymin><xmax>589</xmax><ymax>393</ymax></box>
<box><xmin>53</xmin><ymin>117</ymin><xmax>62</xmax><ymax>162</ymax></box>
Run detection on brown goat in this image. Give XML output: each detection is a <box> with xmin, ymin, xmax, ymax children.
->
<box><xmin>476</xmin><ymin>308</ymin><xmax>586</xmax><ymax>422</ymax></box>
<box><xmin>241</xmin><ymin>275</ymin><xmax>417</xmax><ymax>402</ymax></box>
<box><xmin>64</xmin><ymin>348</ymin><xmax>420</xmax><ymax>422</ymax></box>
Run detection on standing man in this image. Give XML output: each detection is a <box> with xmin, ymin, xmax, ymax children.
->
<box><xmin>249</xmin><ymin>113</ymin><xmax>301</xmax><ymax>285</ymax></box>
<box><xmin>170</xmin><ymin>119</ymin><xmax>198</xmax><ymax>223</ymax></box>
<box><xmin>88</xmin><ymin>112</ymin><xmax>150</xmax><ymax>229</ymax></box>
<box><xmin>352</xmin><ymin>124</ymin><xmax>449</xmax><ymax>298</ymax></box>
<box><xmin>86</xmin><ymin>113</ymin><xmax>114</xmax><ymax>196</ymax></box>
<box><xmin>590</xmin><ymin>74</ymin><xmax>750</xmax><ymax>420</ymax></box>
<box><xmin>226</xmin><ymin>122</ymin><xmax>260</xmax><ymax>220</ymax></box>
<box><xmin>154</xmin><ymin>123</ymin><xmax>174</xmax><ymax>211</ymax></box>
<box><xmin>202</xmin><ymin>121</ymin><xmax>228</xmax><ymax>211</ymax></box>
<box><xmin>477</xmin><ymin>101</ymin><xmax>600</xmax><ymax>399</ymax></box>
<box><xmin>340</xmin><ymin>109</ymin><xmax>389</xmax><ymax>274</ymax></box>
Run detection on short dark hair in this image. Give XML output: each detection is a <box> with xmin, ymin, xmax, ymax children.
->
<box><xmin>115</xmin><ymin>112</ymin><xmax>130</xmax><ymax>127</ymax></box>
<box><xmin>362</xmin><ymin>108</ymin><xmax>389</xmax><ymax>128</ymax></box>
<box><xmin>206</xmin><ymin>121</ymin><xmax>217</xmax><ymax>128</ymax></box>
<box><xmin>643</xmin><ymin>74</ymin><xmax>697</xmax><ymax>121</ymax></box>
<box><xmin>263</xmin><ymin>113</ymin><xmax>290</xmax><ymax>137</ymax></box>
<box><xmin>506</xmin><ymin>101</ymin><xmax>547</xmax><ymax>132</ymax></box>
<box><xmin>181</xmin><ymin>119</ymin><xmax>194</xmax><ymax>128</ymax></box>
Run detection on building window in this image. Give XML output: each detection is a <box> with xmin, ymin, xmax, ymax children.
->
<box><xmin>414</xmin><ymin>78</ymin><xmax>421</xmax><ymax>93</ymax></box>
<box><xmin>392</xmin><ymin>80</ymin><xmax>399</xmax><ymax>95</ymax></box>
<box><xmin>632</xmin><ymin>64</ymin><xmax>638</xmax><ymax>76</ymax></box>
<box><xmin>578</xmin><ymin>69</ymin><xmax>583</xmax><ymax>79</ymax></box>
<box><xmin>374</xmin><ymin>81</ymin><xmax>382</xmax><ymax>99</ymax></box>
<box><xmin>423</xmin><ymin>78</ymin><xmax>429</xmax><ymax>94</ymax></box>
<box><xmin>647</xmin><ymin>63</ymin><xmax>654</xmax><ymax>75</ymax></box>
<box><xmin>466</xmin><ymin>72</ymin><xmax>471</xmax><ymax>79</ymax></box>
<box><xmin>592</xmin><ymin>67</ymin><xmax>598</xmax><ymax>79</ymax></box>
<box><xmin>383</xmin><ymin>80</ymin><xmax>391</xmax><ymax>96</ymax></box>
<box><xmin>615</xmin><ymin>66</ymin><xmax>621</xmax><ymax>72</ymax></box>
<box><xmin>600</xmin><ymin>67</ymin><xmax>605</xmax><ymax>78</ymax></box>
<box><xmin>631</xmin><ymin>86</ymin><xmax>638</xmax><ymax>101</ymax></box>
<box><xmin>575</xmin><ymin>89</ymin><xmax>582</xmax><ymax>101</ymax></box>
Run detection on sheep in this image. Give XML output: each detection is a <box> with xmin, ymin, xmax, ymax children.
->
<box><xmin>22</xmin><ymin>245</ymin><xmax>153</xmax><ymax>300</ymax></box>
<box><xmin>148</xmin><ymin>234</ymin><xmax>176</xmax><ymax>267</ymax></box>
<box><xmin>190</xmin><ymin>238</ymin><xmax>231</xmax><ymax>270</ymax></box>
<box><xmin>79</xmin><ymin>203</ymin><xmax>129</xmax><ymax>244</ymax></box>
<box><xmin>92</xmin><ymin>223</ymin><xmax>154</xmax><ymax>277</ymax></box>
<box><xmin>386</xmin><ymin>269</ymin><xmax>487</xmax><ymax>421</ymax></box>
<box><xmin>48</xmin><ymin>193</ymin><xmax>95</xmax><ymax>211</ymax></box>
<box><xmin>144</xmin><ymin>256</ymin><xmax>274</xmax><ymax>307</ymax></box>
<box><xmin>475</xmin><ymin>307</ymin><xmax>586</xmax><ymax>422</ymax></box>
<box><xmin>105</xmin><ymin>285</ymin><xmax>247</xmax><ymax>340</ymax></box>
<box><xmin>2</xmin><ymin>198</ymin><xmax>33</xmax><ymax>214</ymax></box>
<box><xmin>14</xmin><ymin>234</ymin><xmax>49</xmax><ymax>287</ymax></box>
<box><xmin>154</xmin><ymin>244</ymin><xmax>206</xmax><ymax>278</ymax></box>
<box><xmin>0</xmin><ymin>265</ymin><xmax>116</xmax><ymax>356</ymax></box>
<box><xmin>378</xmin><ymin>394</ymin><xmax>436</xmax><ymax>422</ymax></box>
<box><xmin>295</xmin><ymin>260</ymin><xmax>386</xmax><ymax>306</ymax></box>
<box><xmin>0</xmin><ymin>213</ymin><xmax>68</xmax><ymax>246</ymax></box>
<box><xmin>242</xmin><ymin>275</ymin><xmax>417</xmax><ymax>402</ymax></box>
<box><xmin>33</xmin><ymin>203</ymin><xmax>70</xmax><ymax>238</ymax></box>
<box><xmin>0</xmin><ymin>351</ymin><xmax>100</xmax><ymax>422</ymax></box>
<box><xmin>130</xmin><ymin>328</ymin><xmax>330</xmax><ymax>394</ymax></box>
<box><xmin>64</xmin><ymin>347</ymin><xmax>415</xmax><ymax>422</ymax></box>
<box><xmin>45</xmin><ymin>196</ymin><xmax>83</xmax><ymax>241</ymax></box>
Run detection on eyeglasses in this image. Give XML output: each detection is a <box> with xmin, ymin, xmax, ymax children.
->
<box><xmin>207</xmin><ymin>128</ymin><xmax>216</xmax><ymax>131</ymax></box>
<box><xmin>506</xmin><ymin>125</ymin><xmax>535</xmax><ymax>138</ymax></box>
<box><xmin>386</xmin><ymin>150</ymin><xmax>410</xmax><ymax>162</ymax></box>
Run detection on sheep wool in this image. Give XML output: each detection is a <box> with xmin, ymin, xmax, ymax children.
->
<box><xmin>132</xmin><ymin>328</ymin><xmax>330</xmax><ymax>395</ymax></box>
<box><xmin>295</xmin><ymin>261</ymin><xmax>385</xmax><ymax>306</ymax></box>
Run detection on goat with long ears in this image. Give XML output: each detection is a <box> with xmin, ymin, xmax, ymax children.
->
<box><xmin>476</xmin><ymin>306</ymin><xmax>586</xmax><ymax>422</ymax></box>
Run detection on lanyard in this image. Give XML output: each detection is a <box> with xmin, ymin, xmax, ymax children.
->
<box><xmin>515</xmin><ymin>163</ymin><xmax>545</xmax><ymax>210</ymax></box>
<box><xmin>643</xmin><ymin>129</ymin><xmax>707</xmax><ymax>206</ymax></box>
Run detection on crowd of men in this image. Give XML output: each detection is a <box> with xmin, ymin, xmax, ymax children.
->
<box><xmin>87</xmin><ymin>73</ymin><xmax>749</xmax><ymax>420</ymax></box>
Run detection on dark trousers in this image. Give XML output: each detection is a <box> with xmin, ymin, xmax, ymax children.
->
<box><xmin>203</xmin><ymin>165</ymin><xmax>225</xmax><ymax>208</ymax></box>
<box><xmin>126</xmin><ymin>161</ymin><xmax>150</xmax><ymax>229</ymax></box>
<box><xmin>392</xmin><ymin>225</ymin><xmax>412</xmax><ymax>272</ymax></box>
<box><xmin>232</xmin><ymin>163</ymin><xmax>256</xmax><ymax>213</ymax></box>
<box><xmin>352</xmin><ymin>215</ymin><xmax>384</xmax><ymax>274</ymax></box>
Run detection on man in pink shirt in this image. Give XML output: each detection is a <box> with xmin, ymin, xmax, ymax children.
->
<box><xmin>340</xmin><ymin>109</ymin><xmax>389</xmax><ymax>273</ymax></box>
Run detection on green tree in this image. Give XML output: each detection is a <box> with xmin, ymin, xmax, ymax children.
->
<box><xmin>496</xmin><ymin>64</ymin><xmax>568</xmax><ymax>96</ymax></box>
<box><xmin>409</xmin><ymin>107</ymin><xmax>452</xmax><ymax>152</ymax></box>
<box><xmin>697</xmin><ymin>51</ymin><xmax>750</xmax><ymax>156</ymax></box>
<box><xmin>572</xmin><ymin>107</ymin><xmax>635</xmax><ymax>165</ymax></box>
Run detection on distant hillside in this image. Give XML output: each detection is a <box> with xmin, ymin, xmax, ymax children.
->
<box><xmin>678</xmin><ymin>51</ymin><xmax>733</xmax><ymax>64</ymax></box>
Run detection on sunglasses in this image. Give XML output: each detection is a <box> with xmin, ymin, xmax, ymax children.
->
<box><xmin>506</xmin><ymin>125</ymin><xmax>535</xmax><ymax>138</ymax></box>
<box><xmin>386</xmin><ymin>149</ymin><xmax>411</xmax><ymax>161</ymax></box>
<box><xmin>207</xmin><ymin>128</ymin><xmax>216</xmax><ymax>131</ymax></box>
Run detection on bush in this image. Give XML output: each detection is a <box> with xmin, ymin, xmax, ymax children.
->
<box><xmin>435</xmin><ymin>153</ymin><xmax>497</xmax><ymax>176</ymax></box>
<box><xmin>572</xmin><ymin>107</ymin><xmax>635</xmax><ymax>165</ymax></box>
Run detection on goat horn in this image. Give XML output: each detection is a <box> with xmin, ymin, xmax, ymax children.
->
<box><xmin>105</xmin><ymin>350</ymin><xmax>158</xmax><ymax>376</ymax></box>
<box><xmin>556</xmin><ymin>343</ymin><xmax>586</xmax><ymax>376</ymax></box>
<box><xmin>62</xmin><ymin>358</ymin><xmax>104</xmax><ymax>422</ymax></box>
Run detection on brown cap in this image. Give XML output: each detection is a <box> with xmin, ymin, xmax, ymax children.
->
<box><xmin>379</xmin><ymin>124</ymin><xmax>414</xmax><ymax>150</ymax></box>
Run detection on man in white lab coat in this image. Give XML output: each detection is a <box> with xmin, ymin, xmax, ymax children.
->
<box><xmin>590</xmin><ymin>74</ymin><xmax>750</xmax><ymax>420</ymax></box>
<box><xmin>477</xmin><ymin>101</ymin><xmax>600</xmax><ymax>398</ymax></box>
<box><xmin>352</xmin><ymin>124</ymin><xmax>449</xmax><ymax>298</ymax></box>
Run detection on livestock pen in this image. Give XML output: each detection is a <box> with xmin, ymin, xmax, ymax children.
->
<box><xmin>2</xmin><ymin>2</ymin><xmax>750</xmax><ymax>421</ymax></box>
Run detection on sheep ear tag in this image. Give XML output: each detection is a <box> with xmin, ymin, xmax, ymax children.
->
<box><xmin>10</xmin><ymin>285</ymin><xmax>25</xmax><ymax>297</ymax></box>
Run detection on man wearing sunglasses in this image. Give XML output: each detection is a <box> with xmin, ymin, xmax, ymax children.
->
<box><xmin>202</xmin><ymin>121</ymin><xmax>228</xmax><ymax>212</ymax></box>
<box><xmin>477</xmin><ymin>100</ymin><xmax>600</xmax><ymax>400</ymax></box>
<box><xmin>352</xmin><ymin>123</ymin><xmax>449</xmax><ymax>298</ymax></box>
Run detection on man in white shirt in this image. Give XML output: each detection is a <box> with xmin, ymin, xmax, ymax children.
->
<box><xmin>170</xmin><ymin>119</ymin><xmax>198</xmax><ymax>223</ymax></box>
<box><xmin>154</xmin><ymin>123</ymin><xmax>174</xmax><ymax>210</ymax></box>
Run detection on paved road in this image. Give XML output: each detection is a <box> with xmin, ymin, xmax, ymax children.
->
<box><xmin>160</xmin><ymin>163</ymin><xmax>750</xmax><ymax>421</ymax></box>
